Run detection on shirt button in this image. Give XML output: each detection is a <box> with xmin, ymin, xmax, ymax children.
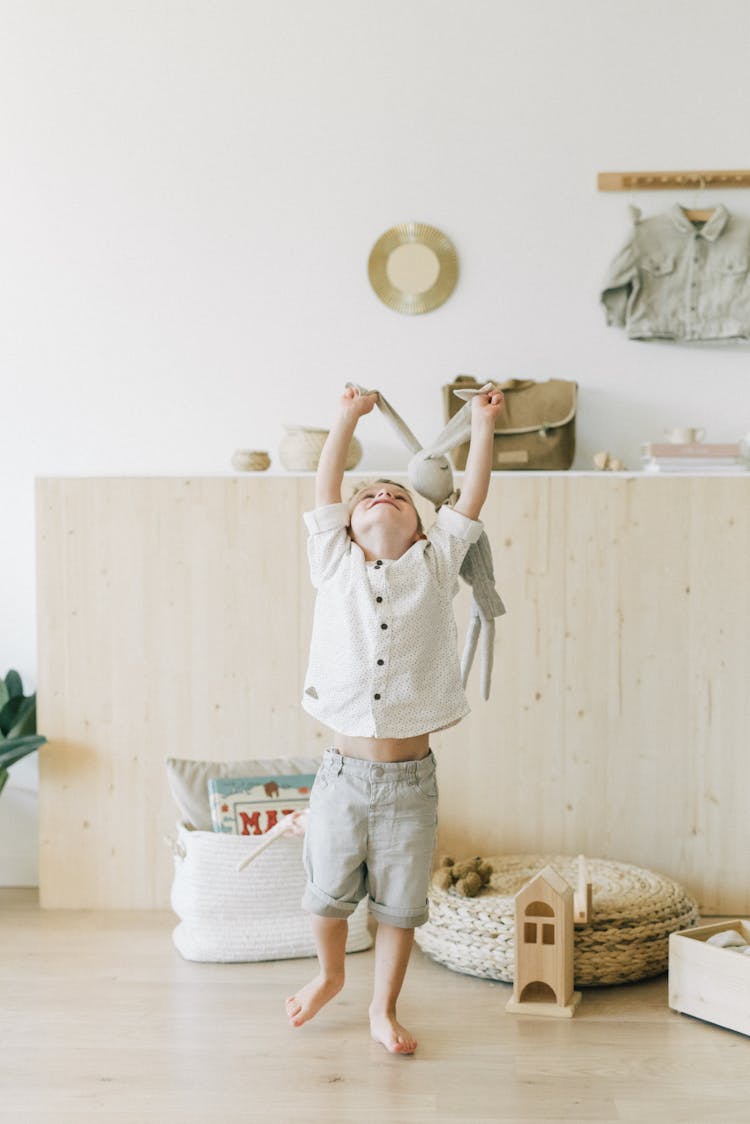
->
<box><xmin>374</xmin><ymin>693</ymin><xmax>381</xmax><ymax>700</ymax></box>
<box><xmin>377</xmin><ymin>659</ymin><xmax>384</xmax><ymax>666</ymax></box>
<box><xmin>376</xmin><ymin>596</ymin><xmax>383</xmax><ymax>603</ymax></box>
<box><xmin>381</xmin><ymin>623</ymin><xmax>388</xmax><ymax>630</ymax></box>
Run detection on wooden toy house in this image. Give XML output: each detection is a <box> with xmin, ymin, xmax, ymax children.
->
<box><xmin>505</xmin><ymin>864</ymin><xmax>581</xmax><ymax>1018</ymax></box>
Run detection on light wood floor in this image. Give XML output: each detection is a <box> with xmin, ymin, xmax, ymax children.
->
<box><xmin>2</xmin><ymin>889</ymin><xmax>749</xmax><ymax>1123</ymax></box>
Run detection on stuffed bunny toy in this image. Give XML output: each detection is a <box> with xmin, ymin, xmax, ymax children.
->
<box><xmin>346</xmin><ymin>382</ymin><xmax>506</xmax><ymax>699</ymax></box>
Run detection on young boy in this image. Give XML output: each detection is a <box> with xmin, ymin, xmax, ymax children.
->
<box><xmin>286</xmin><ymin>383</ymin><xmax>504</xmax><ymax>1054</ymax></box>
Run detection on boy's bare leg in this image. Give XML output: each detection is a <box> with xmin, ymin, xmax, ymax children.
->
<box><xmin>368</xmin><ymin>923</ymin><xmax>418</xmax><ymax>1054</ymax></box>
<box><xmin>286</xmin><ymin>915</ymin><xmax>347</xmax><ymax>1027</ymax></box>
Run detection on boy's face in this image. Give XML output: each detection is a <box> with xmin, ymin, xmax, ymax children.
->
<box><xmin>348</xmin><ymin>482</ymin><xmax>423</xmax><ymax>547</ymax></box>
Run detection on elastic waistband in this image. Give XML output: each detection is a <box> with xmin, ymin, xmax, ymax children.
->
<box><xmin>323</xmin><ymin>747</ymin><xmax>435</xmax><ymax>782</ymax></box>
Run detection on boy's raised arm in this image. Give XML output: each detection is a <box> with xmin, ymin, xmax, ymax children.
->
<box><xmin>453</xmin><ymin>389</ymin><xmax>504</xmax><ymax>522</ymax></box>
<box><xmin>315</xmin><ymin>386</ymin><xmax>378</xmax><ymax>507</ymax></box>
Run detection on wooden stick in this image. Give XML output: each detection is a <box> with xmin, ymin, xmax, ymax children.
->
<box><xmin>236</xmin><ymin>811</ymin><xmax>308</xmax><ymax>872</ymax></box>
<box><xmin>574</xmin><ymin>854</ymin><xmax>593</xmax><ymax>926</ymax></box>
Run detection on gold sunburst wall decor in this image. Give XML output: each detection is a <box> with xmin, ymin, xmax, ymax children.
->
<box><xmin>367</xmin><ymin>222</ymin><xmax>458</xmax><ymax>314</ymax></box>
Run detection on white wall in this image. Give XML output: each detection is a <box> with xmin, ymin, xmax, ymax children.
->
<box><xmin>2</xmin><ymin>0</ymin><xmax>750</xmax><ymax>885</ymax></box>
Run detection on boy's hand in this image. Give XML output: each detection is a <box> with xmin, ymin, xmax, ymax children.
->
<box><xmin>471</xmin><ymin>386</ymin><xmax>505</xmax><ymax>424</ymax></box>
<box><xmin>453</xmin><ymin>385</ymin><xmax>503</xmax><ymax>521</ymax></box>
<box><xmin>340</xmin><ymin>385</ymin><xmax>378</xmax><ymax>419</ymax></box>
<box><xmin>316</xmin><ymin>385</ymin><xmax>378</xmax><ymax>506</ymax></box>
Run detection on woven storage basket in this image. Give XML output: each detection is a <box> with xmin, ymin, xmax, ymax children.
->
<box><xmin>415</xmin><ymin>853</ymin><xmax>699</xmax><ymax>986</ymax></box>
<box><xmin>230</xmin><ymin>449</ymin><xmax>271</xmax><ymax>472</ymax></box>
<box><xmin>279</xmin><ymin>426</ymin><xmax>362</xmax><ymax>472</ymax></box>
<box><xmin>169</xmin><ymin>823</ymin><xmax>372</xmax><ymax>962</ymax></box>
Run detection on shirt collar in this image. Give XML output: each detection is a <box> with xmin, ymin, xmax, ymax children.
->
<box><xmin>668</xmin><ymin>203</ymin><xmax>729</xmax><ymax>241</ymax></box>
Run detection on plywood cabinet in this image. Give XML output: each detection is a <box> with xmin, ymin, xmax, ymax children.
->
<box><xmin>36</xmin><ymin>475</ymin><xmax>750</xmax><ymax>911</ymax></box>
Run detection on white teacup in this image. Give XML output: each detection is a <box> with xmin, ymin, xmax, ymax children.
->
<box><xmin>664</xmin><ymin>426</ymin><xmax>705</xmax><ymax>444</ymax></box>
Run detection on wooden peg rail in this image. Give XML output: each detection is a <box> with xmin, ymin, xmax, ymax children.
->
<box><xmin>598</xmin><ymin>169</ymin><xmax>750</xmax><ymax>192</ymax></box>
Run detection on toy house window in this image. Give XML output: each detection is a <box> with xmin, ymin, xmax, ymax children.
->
<box><xmin>526</xmin><ymin>901</ymin><xmax>554</xmax><ymax>917</ymax></box>
<box><xmin>524</xmin><ymin>920</ymin><xmax>557</xmax><ymax>944</ymax></box>
<box><xmin>523</xmin><ymin>901</ymin><xmax>556</xmax><ymax>944</ymax></box>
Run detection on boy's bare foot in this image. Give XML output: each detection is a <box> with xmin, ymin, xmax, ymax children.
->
<box><xmin>369</xmin><ymin>1010</ymin><xmax>417</xmax><ymax>1055</ymax></box>
<box><xmin>286</xmin><ymin>973</ymin><xmax>344</xmax><ymax>1027</ymax></box>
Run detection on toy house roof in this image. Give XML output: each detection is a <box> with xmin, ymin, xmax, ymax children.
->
<box><xmin>516</xmin><ymin>864</ymin><xmax>572</xmax><ymax>901</ymax></box>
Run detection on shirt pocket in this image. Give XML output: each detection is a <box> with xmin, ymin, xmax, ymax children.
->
<box><xmin>711</xmin><ymin>255</ymin><xmax>749</xmax><ymax>278</ymax></box>
<box><xmin>641</xmin><ymin>253</ymin><xmax>676</xmax><ymax>278</ymax></box>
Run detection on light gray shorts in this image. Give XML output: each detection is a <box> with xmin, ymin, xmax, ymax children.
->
<box><xmin>302</xmin><ymin>748</ymin><xmax>438</xmax><ymax>929</ymax></box>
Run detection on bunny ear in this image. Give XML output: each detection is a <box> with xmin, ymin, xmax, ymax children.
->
<box><xmin>426</xmin><ymin>382</ymin><xmax>500</xmax><ymax>456</ymax></box>
<box><xmin>423</xmin><ymin>399</ymin><xmax>473</xmax><ymax>456</ymax></box>
<box><xmin>452</xmin><ymin>381</ymin><xmax>496</xmax><ymax>402</ymax></box>
<box><xmin>375</xmin><ymin>390</ymin><xmax>424</xmax><ymax>455</ymax></box>
<box><xmin>345</xmin><ymin>381</ymin><xmax>371</xmax><ymax>394</ymax></box>
<box><xmin>345</xmin><ymin>381</ymin><xmax>423</xmax><ymax>455</ymax></box>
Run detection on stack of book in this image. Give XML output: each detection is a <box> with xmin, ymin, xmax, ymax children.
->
<box><xmin>641</xmin><ymin>442</ymin><xmax>748</xmax><ymax>474</ymax></box>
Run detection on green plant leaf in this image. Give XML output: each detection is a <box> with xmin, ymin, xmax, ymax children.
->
<box><xmin>5</xmin><ymin>670</ymin><xmax>23</xmax><ymax>699</ymax></box>
<box><xmin>7</xmin><ymin>695</ymin><xmax>36</xmax><ymax>739</ymax></box>
<box><xmin>0</xmin><ymin>735</ymin><xmax>46</xmax><ymax>770</ymax></box>
<box><xmin>0</xmin><ymin>695</ymin><xmax>25</xmax><ymax>737</ymax></box>
<box><xmin>0</xmin><ymin>674</ymin><xmax>44</xmax><ymax>786</ymax></box>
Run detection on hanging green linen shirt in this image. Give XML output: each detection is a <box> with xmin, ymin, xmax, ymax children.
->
<box><xmin>601</xmin><ymin>204</ymin><xmax>750</xmax><ymax>341</ymax></box>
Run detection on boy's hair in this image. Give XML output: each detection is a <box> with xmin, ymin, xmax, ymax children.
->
<box><xmin>348</xmin><ymin>478</ymin><xmax>424</xmax><ymax>534</ymax></box>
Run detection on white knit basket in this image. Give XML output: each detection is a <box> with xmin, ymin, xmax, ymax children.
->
<box><xmin>169</xmin><ymin>822</ymin><xmax>372</xmax><ymax>962</ymax></box>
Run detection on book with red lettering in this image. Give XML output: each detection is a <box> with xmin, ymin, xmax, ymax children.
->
<box><xmin>208</xmin><ymin>775</ymin><xmax>315</xmax><ymax>835</ymax></box>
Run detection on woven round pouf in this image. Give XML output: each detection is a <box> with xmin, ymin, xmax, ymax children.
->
<box><xmin>415</xmin><ymin>854</ymin><xmax>699</xmax><ymax>986</ymax></box>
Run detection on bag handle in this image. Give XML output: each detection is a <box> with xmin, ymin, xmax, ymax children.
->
<box><xmin>496</xmin><ymin>378</ymin><xmax>536</xmax><ymax>392</ymax></box>
<box><xmin>452</xmin><ymin>376</ymin><xmax>536</xmax><ymax>393</ymax></box>
<box><xmin>164</xmin><ymin>834</ymin><xmax>186</xmax><ymax>860</ymax></box>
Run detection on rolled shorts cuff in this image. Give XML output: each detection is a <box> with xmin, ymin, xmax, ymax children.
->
<box><xmin>368</xmin><ymin>899</ymin><xmax>430</xmax><ymax>929</ymax></box>
<box><xmin>302</xmin><ymin>880</ymin><xmax>359</xmax><ymax>920</ymax></box>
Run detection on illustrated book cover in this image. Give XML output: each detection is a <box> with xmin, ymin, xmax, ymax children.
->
<box><xmin>208</xmin><ymin>774</ymin><xmax>316</xmax><ymax>835</ymax></box>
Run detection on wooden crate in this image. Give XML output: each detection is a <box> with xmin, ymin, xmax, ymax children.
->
<box><xmin>669</xmin><ymin>919</ymin><xmax>750</xmax><ymax>1036</ymax></box>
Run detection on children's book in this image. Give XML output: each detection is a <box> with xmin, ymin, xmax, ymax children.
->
<box><xmin>208</xmin><ymin>775</ymin><xmax>316</xmax><ymax>835</ymax></box>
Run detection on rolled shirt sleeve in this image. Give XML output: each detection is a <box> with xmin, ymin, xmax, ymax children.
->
<box><xmin>303</xmin><ymin>502</ymin><xmax>351</xmax><ymax>588</ymax></box>
<box><xmin>426</xmin><ymin>505</ymin><xmax>484</xmax><ymax>587</ymax></box>
<box><xmin>435</xmin><ymin>505</ymin><xmax>484</xmax><ymax>543</ymax></box>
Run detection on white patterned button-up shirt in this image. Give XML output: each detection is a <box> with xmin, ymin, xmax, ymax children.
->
<box><xmin>302</xmin><ymin>502</ymin><xmax>484</xmax><ymax>738</ymax></box>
